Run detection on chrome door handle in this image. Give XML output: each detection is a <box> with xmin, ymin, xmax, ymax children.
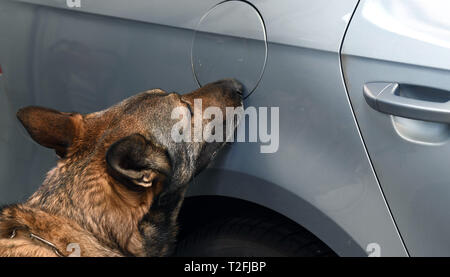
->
<box><xmin>363</xmin><ymin>82</ymin><xmax>450</xmax><ymax>123</ymax></box>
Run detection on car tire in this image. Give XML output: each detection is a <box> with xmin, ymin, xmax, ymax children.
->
<box><xmin>175</xmin><ymin>215</ymin><xmax>336</xmax><ymax>257</ymax></box>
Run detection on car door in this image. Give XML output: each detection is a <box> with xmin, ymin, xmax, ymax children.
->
<box><xmin>342</xmin><ymin>0</ymin><xmax>450</xmax><ymax>256</ymax></box>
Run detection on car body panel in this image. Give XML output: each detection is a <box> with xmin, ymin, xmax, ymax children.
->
<box><xmin>0</xmin><ymin>0</ymin><xmax>407</xmax><ymax>256</ymax></box>
<box><xmin>343</xmin><ymin>0</ymin><xmax>450</xmax><ymax>256</ymax></box>
<box><xmin>15</xmin><ymin>0</ymin><xmax>355</xmax><ymax>52</ymax></box>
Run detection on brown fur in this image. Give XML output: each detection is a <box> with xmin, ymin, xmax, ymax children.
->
<box><xmin>0</xmin><ymin>79</ymin><xmax>243</xmax><ymax>257</ymax></box>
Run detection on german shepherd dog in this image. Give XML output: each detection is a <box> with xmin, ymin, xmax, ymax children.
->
<box><xmin>0</xmin><ymin>79</ymin><xmax>243</xmax><ymax>257</ymax></box>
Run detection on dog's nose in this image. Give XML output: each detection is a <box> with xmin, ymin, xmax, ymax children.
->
<box><xmin>226</xmin><ymin>78</ymin><xmax>245</xmax><ymax>96</ymax></box>
<box><xmin>216</xmin><ymin>78</ymin><xmax>245</xmax><ymax>96</ymax></box>
<box><xmin>181</xmin><ymin>78</ymin><xmax>244</xmax><ymax>110</ymax></box>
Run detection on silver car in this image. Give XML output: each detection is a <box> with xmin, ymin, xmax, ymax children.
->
<box><xmin>1</xmin><ymin>0</ymin><xmax>449</xmax><ymax>256</ymax></box>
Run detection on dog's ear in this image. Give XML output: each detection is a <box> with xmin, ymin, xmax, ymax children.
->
<box><xmin>106</xmin><ymin>134</ymin><xmax>172</xmax><ymax>189</ymax></box>
<box><xmin>16</xmin><ymin>106</ymin><xmax>83</xmax><ymax>157</ymax></box>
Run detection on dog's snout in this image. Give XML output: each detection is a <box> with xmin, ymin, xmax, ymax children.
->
<box><xmin>217</xmin><ymin>78</ymin><xmax>245</xmax><ymax>96</ymax></box>
<box><xmin>181</xmin><ymin>79</ymin><xmax>244</xmax><ymax>110</ymax></box>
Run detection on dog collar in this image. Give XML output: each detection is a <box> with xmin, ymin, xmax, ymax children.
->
<box><xmin>10</xmin><ymin>229</ymin><xmax>65</xmax><ymax>257</ymax></box>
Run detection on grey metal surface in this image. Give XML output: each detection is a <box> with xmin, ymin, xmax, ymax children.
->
<box><xmin>0</xmin><ymin>0</ymin><xmax>407</xmax><ymax>256</ymax></box>
<box><xmin>15</xmin><ymin>0</ymin><xmax>356</xmax><ymax>52</ymax></box>
<box><xmin>343</xmin><ymin>0</ymin><xmax>450</xmax><ymax>256</ymax></box>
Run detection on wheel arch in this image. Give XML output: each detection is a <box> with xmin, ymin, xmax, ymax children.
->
<box><xmin>183</xmin><ymin>169</ymin><xmax>366</xmax><ymax>256</ymax></box>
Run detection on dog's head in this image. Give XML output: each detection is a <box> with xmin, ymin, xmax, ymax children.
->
<box><xmin>17</xmin><ymin>79</ymin><xmax>243</xmax><ymax>194</ymax></box>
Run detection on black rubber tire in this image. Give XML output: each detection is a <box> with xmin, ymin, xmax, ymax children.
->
<box><xmin>175</xmin><ymin>215</ymin><xmax>336</xmax><ymax>257</ymax></box>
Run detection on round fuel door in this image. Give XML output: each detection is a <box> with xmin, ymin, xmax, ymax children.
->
<box><xmin>191</xmin><ymin>0</ymin><xmax>267</xmax><ymax>98</ymax></box>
